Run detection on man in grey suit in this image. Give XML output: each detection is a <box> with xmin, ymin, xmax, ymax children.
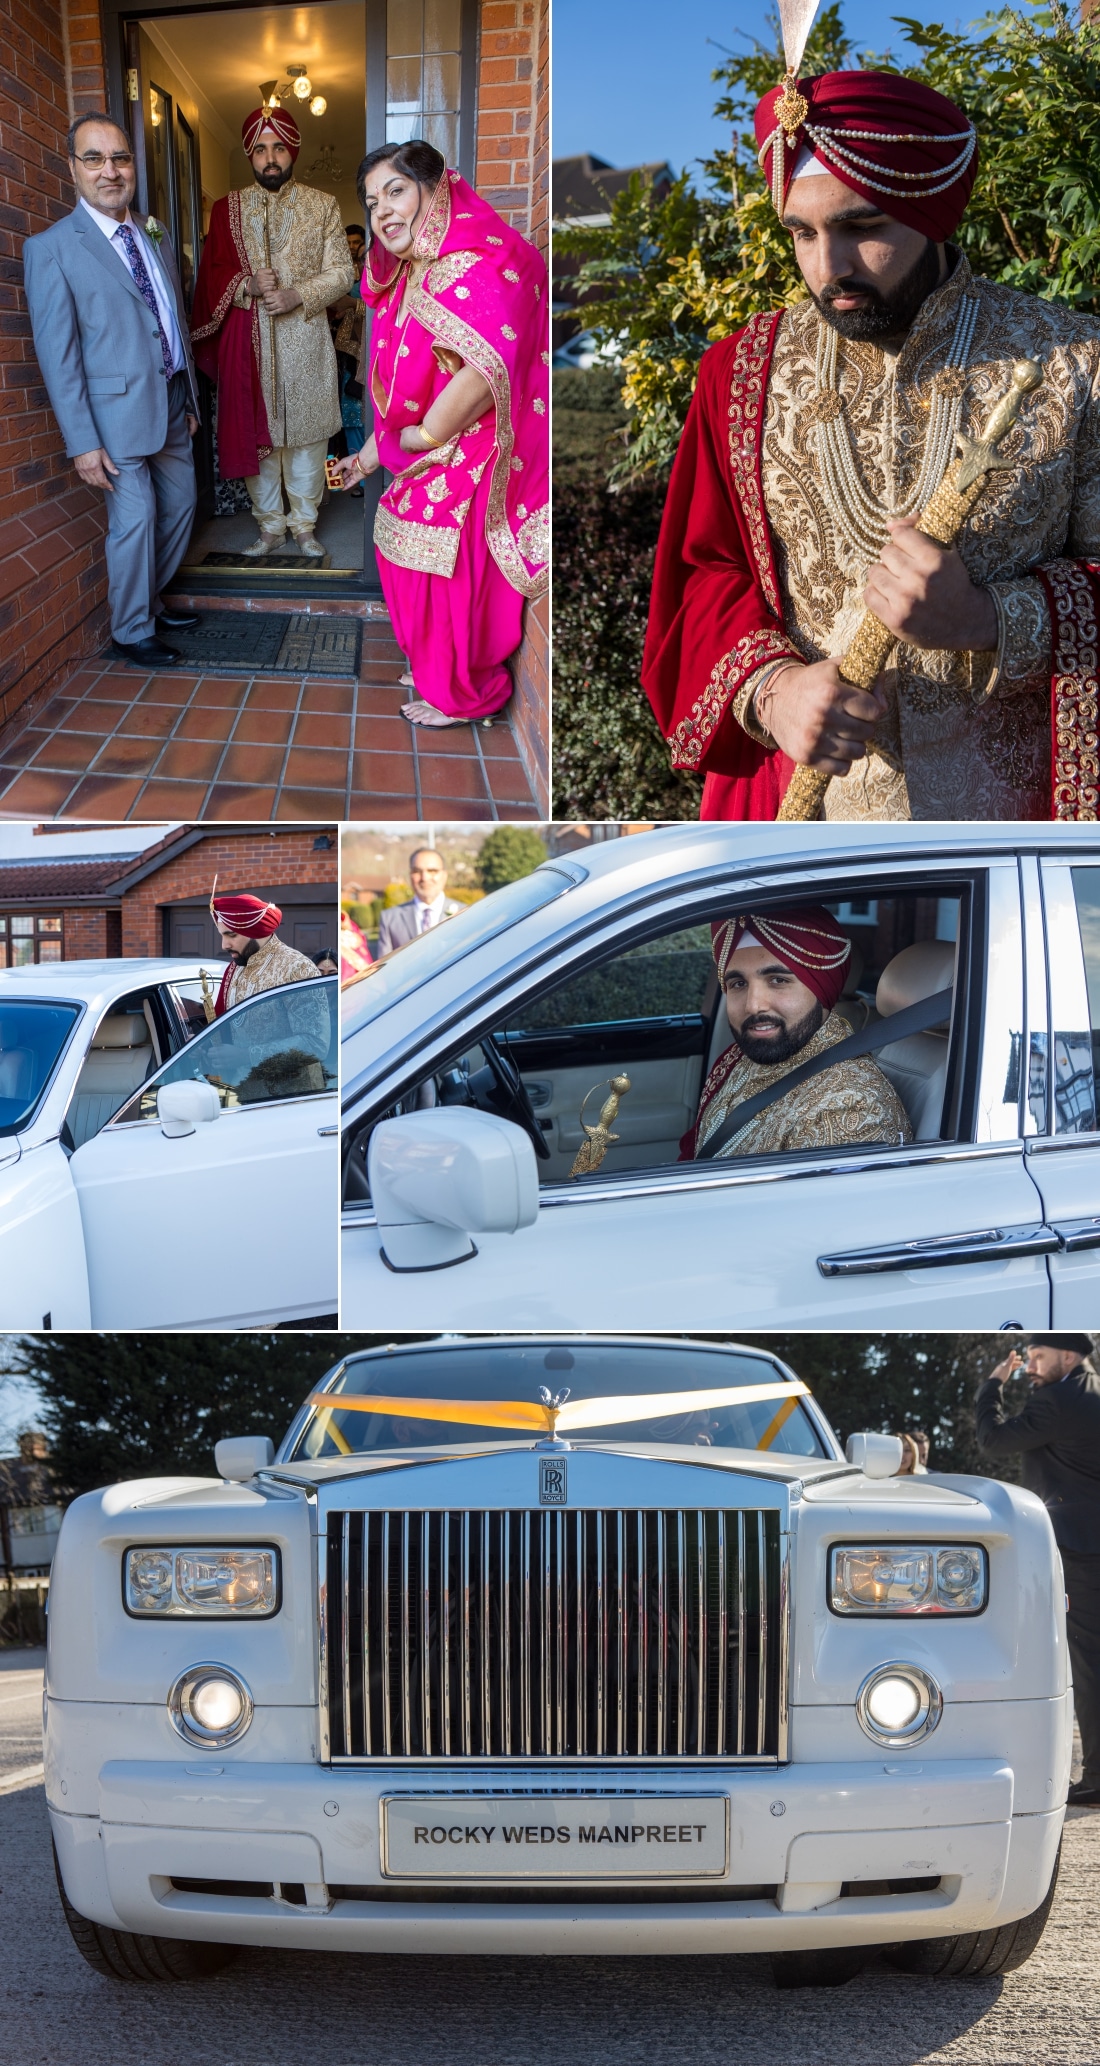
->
<box><xmin>23</xmin><ymin>112</ymin><xmax>202</xmax><ymax>666</ymax></box>
<box><xmin>377</xmin><ymin>848</ymin><xmax>464</xmax><ymax>955</ymax></box>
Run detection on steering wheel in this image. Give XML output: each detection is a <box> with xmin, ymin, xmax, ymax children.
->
<box><xmin>470</xmin><ymin>1032</ymin><xmax>551</xmax><ymax>1161</ymax></box>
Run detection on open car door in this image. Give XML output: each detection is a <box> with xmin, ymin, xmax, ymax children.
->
<box><xmin>69</xmin><ymin>978</ymin><xmax>338</xmax><ymax>1328</ymax></box>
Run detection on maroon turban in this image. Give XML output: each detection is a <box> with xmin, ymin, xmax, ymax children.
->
<box><xmin>242</xmin><ymin>105</ymin><xmax>301</xmax><ymax>159</ymax></box>
<box><xmin>711</xmin><ymin>907</ymin><xmax>851</xmax><ymax>1011</ymax></box>
<box><xmin>212</xmin><ymin>892</ymin><xmax>282</xmax><ymax>938</ymax></box>
<box><xmin>754</xmin><ymin>71</ymin><xmax>977</xmax><ymax>244</ymax></box>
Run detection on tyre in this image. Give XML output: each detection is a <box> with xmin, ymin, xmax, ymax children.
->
<box><xmin>886</xmin><ymin>1841</ymin><xmax>1061</xmax><ymax>1979</ymax></box>
<box><xmin>771</xmin><ymin>1947</ymin><xmax>871</xmax><ymax>1988</ymax></box>
<box><xmin>54</xmin><ymin>1847</ymin><xmax>239</xmax><ymax>1984</ymax></box>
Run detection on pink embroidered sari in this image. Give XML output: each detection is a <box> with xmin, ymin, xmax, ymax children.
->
<box><xmin>361</xmin><ymin>170</ymin><xmax>549</xmax><ymax>719</ymax></box>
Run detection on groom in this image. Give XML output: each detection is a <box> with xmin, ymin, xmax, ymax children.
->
<box><xmin>23</xmin><ymin>112</ymin><xmax>202</xmax><ymax>666</ymax></box>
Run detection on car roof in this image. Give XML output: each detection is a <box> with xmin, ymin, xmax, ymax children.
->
<box><xmin>562</xmin><ymin>821</ymin><xmax>1100</xmax><ymax>885</ymax></box>
<box><xmin>0</xmin><ymin>957</ymin><xmax>209</xmax><ymax>1002</ymax></box>
<box><xmin>337</xmin><ymin>1334</ymin><xmax>793</xmax><ymax>1367</ymax></box>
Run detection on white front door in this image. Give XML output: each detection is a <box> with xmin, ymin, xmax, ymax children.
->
<box><xmin>70</xmin><ymin>978</ymin><xmax>338</xmax><ymax>1327</ymax></box>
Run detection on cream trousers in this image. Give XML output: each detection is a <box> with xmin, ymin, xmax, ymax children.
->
<box><xmin>246</xmin><ymin>439</ymin><xmax>328</xmax><ymax>537</ymax></box>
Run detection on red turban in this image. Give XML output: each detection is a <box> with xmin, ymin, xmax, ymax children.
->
<box><xmin>212</xmin><ymin>892</ymin><xmax>282</xmax><ymax>938</ymax></box>
<box><xmin>242</xmin><ymin>105</ymin><xmax>301</xmax><ymax>159</ymax></box>
<box><xmin>712</xmin><ymin>906</ymin><xmax>851</xmax><ymax>1011</ymax></box>
<box><xmin>755</xmin><ymin>71</ymin><xmax>977</xmax><ymax>244</ymax></box>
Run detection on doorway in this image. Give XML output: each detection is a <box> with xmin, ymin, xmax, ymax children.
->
<box><xmin>112</xmin><ymin>0</ymin><xmax>479</xmax><ymax>597</ymax></box>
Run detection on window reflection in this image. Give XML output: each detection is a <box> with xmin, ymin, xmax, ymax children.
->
<box><xmin>387</xmin><ymin>0</ymin><xmax>461</xmax><ymax>163</ymax></box>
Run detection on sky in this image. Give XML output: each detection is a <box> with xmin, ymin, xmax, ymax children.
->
<box><xmin>553</xmin><ymin>0</ymin><xmax>989</xmax><ymax>181</ymax></box>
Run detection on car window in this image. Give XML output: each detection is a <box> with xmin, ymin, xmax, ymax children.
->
<box><xmin>340</xmin><ymin>867</ymin><xmax>583</xmax><ymax>1028</ymax></box>
<box><xmin>343</xmin><ymin>886</ymin><xmax>967</xmax><ymax>1202</ymax></box>
<box><xmin>112</xmin><ymin>977</ymin><xmax>338</xmax><ymax>1121</ymax></box>
<box><xmin>1066</xmin><ymin>867</ymin><xmax>1100</xmax><ymax>1131</ymax></box>
<box><xmin>0</xmin><ymin>1000</ymin><xmax>81</xmax><ymax>1136</ymax></box>
<box><xmin>168</xmin><ymin>977</ymin><xmax>218</xmax><ymax>1041</ymax></box>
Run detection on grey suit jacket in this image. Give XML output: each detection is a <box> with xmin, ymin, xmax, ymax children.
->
<box><xmin>377</xmin><ymin>898</ymin><xmax>463</xmax><ymax>955</ymax></box>
<box><xmin>23</xmin><ymin>206</ymin><xmax>200</xmax><ymax>459</ymax></box>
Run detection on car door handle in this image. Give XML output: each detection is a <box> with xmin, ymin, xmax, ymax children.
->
<box><xmin>818</xmin><ymin>1223</ymin><xmax>1059</xmax><ymax>1276</ymax></box>
<box><xmin>317</xmin><ymin>1125</ymin><xmax>338</xmax><ymax>1137</ymax></box>
<box><xmin>1050</xmin><ymin>1216</ymin><xmax>1100</xmax><ymax>1252</ymax></box>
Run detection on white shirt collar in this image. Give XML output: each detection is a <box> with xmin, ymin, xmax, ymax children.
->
<box><xmin>79</xmin><ymin>196</ymin><xmax>136</xmax><ymax>238</ymax></box>
<box><xmin>413</xmin><ymin>893</ymin><xmax>446</xmax><ymax>914</ymax></box>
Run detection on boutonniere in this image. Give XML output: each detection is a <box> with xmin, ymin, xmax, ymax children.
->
<box><xmin>144</xmin><ymin>216</ymin><xmax>164</xmax><ymax>247</ymax></box>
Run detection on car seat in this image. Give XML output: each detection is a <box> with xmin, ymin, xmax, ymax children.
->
<box><xmin>0</xmin><ymin>1047</ymin><xmax>34</xmax><ymax>1106</ymax></box>
<box><xmin>874</xmin><ymin>941</ymin><xmax>956</xmax><ymax>1140</ymax></box>
<box><xmin>66</xmin><ymin>1013</ymin><xmax>154</xmax><ymax>1149</ymax></box>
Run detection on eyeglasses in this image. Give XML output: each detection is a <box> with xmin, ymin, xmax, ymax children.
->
<box><xmin>73</xmin><ymin>150</ymin><xmax>134</xmax><ymax>169</ymax></box>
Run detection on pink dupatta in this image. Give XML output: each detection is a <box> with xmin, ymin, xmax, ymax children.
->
<box><xmin>361</xmin><ymin>171</ymin><xmax>548</xmax><ymax>597</ymax></box>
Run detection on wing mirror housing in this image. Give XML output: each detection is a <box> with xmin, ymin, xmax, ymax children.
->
<box><xmin>368</xmin><ymin>1107</ymin><xmax>539</xmax><ymax>1271</ymax></box>
<box><xmin>215</xmin><ymin>1436</ymin><xmax>275</xmax><ymax>1482</ymax></box>
<box><xmin>158</xmin><ymin>1079</ymin><xmax>222</xmax><ymax>1137</ymax></box>
<box><xmin>846</xmin><ymin>1431</ymin><xmax>906</xmax><ymax>1479</ymax></box>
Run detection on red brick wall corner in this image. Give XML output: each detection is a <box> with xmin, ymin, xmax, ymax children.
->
<box><xmin>119</xmin><ymin>829</ymin><xmax>338</xmax><ymax>957</ymax></box>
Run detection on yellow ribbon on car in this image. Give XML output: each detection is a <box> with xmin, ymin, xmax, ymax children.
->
<box><xmin>306</xmin><ymin>1380</ymin><xmax>810</xmax><ymax>1443</ymax></box>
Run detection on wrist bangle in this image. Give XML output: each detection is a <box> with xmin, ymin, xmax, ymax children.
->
<box><xmin>355</xmin><ymin>447</ymin><xmax>369</xmax><ymax>477</ymax></box>
<box><xmin>417</xmin><ymin>423</ymin><xmax>444</xmax><ymax>449</ymax></box>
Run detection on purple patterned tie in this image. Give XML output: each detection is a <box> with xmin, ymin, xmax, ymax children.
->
<box><xmin>115</xmin><ymin>222</ymin><xmax>175</xmax><ymax>378</ymax></box>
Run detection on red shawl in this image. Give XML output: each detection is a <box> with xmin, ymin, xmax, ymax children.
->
<box><xmin>190</xmin><ymin>193</ymin><xmax>272</xmax><ymax>479</ymax></box>
<box><xmin>643</xmin><ymin>312</ymin><xmax>1100</xmax><ymax>823</ymax></box>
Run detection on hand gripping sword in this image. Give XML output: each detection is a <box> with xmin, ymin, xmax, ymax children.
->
<box><xmin>774</xmin><ymin>358</ymin><xmax>1045</xmax><ymax>820</ymax></box>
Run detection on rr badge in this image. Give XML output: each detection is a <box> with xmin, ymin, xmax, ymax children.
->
<box><xmin>539</xmin><ymin>1457</ymin><xmax>568</xmax><ymax>1506</ymax></box>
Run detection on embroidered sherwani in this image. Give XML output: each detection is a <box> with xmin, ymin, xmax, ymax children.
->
<box><xmin>688</xmin><ymin>1013</ymin><xmax>913</xmax><ymax>1160</ymax></box>
<box><xmin>229</xmin><ymin>182</ymin><xmax>354</xmax><ymax>451</ymax></box>
<box><xmin>644</xmin><ymin>256</ymin><xmax>1100</xmax><ymax>820</ymax></box>
<box><xmin>220</xmin><ymin>933</ymin><xmax>321</xmax><ymax>1011</ymax></box>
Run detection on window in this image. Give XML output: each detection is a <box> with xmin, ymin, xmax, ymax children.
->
<box><xmin>1067</xmin><ymin>869</ymin><xmax>1100</xmax><ymax>1131</ymax></box>
<box><xmin>0</xmin><ymin>914</ymin><xmax>62</xmax><ymax>967</ymax></box>
<box><xmin>0</xmin><ymin>999</ymin><xmax>82</xmax><ymax>1134</ymax></box>
<box><xmin>387</xmin><ymin>0</ymin><xmax>462</xmax><ymax>164</ymax></box>
<box><xmin>114</xmin><ymin>979</ymin><xmax>338</xmax><ymax>1123</ymax></box>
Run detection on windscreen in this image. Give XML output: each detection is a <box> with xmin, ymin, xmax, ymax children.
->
<box><xmin>0</xmin><ymin>1000</ymin><xmax>81</xmax><ymax>1135</ymax></box>
<box><xmin>290</xmin><ymin>1342</ymin><xmax>827</xmax><ymax>1461</ymax></box>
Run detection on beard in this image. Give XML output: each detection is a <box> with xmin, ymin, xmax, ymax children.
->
<box><xmin>736</xmin><ymin>1000</ymin><xmax>824</xmax><ymax>1065</ymax></box>
<box><xmin>255</xmin><ymin>162</ymin><xmax>294</xmax><ymax>192</ymax></box>
<box><xmin>811</xmin><ymin>238</ymin><xmax>944</xmax><ymax>342</ymax></box>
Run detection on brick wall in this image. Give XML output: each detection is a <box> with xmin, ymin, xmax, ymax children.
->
<box><xmin>476</xmin><ymin>0</ymin><xmax>548</xmax><ymax>251</ymax></box>
<box><xmin>0</xmin><ymin>0</ymin><xmax>111</xmax><ymax>734</ymax></box>
<box><xmin>119</xmin><ymin>830</ymin><xmax>337</xmax><ymax>955</ymax></box>
<box><xmin>61</xmin><ymin>903</ymin><xmax>112</xmax><ymax>957</ymax></box>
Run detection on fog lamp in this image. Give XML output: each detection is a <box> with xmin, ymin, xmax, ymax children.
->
<box><xmin>168</xmin><ymin>1664</ymin><xmax>254</xmax><ymax>1749</ymax></box>
<box><xmin>855</xmin><ymin>1662</ymin><xmax>942</xmax><ymax>1747</ymax></box>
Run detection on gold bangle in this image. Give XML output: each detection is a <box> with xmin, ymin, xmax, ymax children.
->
<box><xmin>417</xmin><ymin>423</ymin><xmax>444</xmax><ymax>449</ymax></box>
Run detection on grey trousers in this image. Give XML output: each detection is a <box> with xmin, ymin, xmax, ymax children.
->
<box><xmin>1062</xmin><ymin>1552</ymin><xmax>1100</xmax><ymax>1786</ymax></box>
<box><xmin>105</xmin><ymin>372</ymin><xmax>197</xmax><ymax>643</ymax></box>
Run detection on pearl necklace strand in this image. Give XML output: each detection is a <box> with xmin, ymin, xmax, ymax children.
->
<box><xmin>812</xmin><ymin>290</ymin><xmax>979</xmax><ymax>563</ymax></box>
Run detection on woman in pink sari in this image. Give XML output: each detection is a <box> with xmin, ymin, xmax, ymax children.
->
<box><xmin>332</xmin><ymin>142</ymin><xmax>548</xmax><ymax>728</ymax></box>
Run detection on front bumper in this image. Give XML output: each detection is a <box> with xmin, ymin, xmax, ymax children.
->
<box><xmin>51</xmin><ymin>1758</ymin><xmax>1064</xmax><ymax>1956</ymax></box>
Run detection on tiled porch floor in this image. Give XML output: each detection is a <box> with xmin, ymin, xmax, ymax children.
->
<box><xmin>0</xmin><ymin>620</ymin><xmax>540</xmax><ymax>822</ymax></box>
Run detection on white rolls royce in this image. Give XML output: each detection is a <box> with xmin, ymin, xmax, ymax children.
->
<box><xmin>46</xmin><ymin>1335</ymin><xmax>1067</xmax><ymax>1990</ymax></box>
<box><xmin>340</xmin><ymin>824</ymin><xmax>1100</xmax><ymax>1329</ymax></box>
<box><xmin>0</xmin><ymin>959</ymin><xmax>338</xmax><ymax>1329</ymax></box>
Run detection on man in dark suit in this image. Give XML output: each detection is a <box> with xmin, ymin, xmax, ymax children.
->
<box><xmin>376</xmin><ymin>848</ymin><xmax>464</xmax><ymax>956</ymax></box>
<box><xmin>22</xmin><ymin>111</ymin><xmax>202</xmax><ymax>667</ymax></box>
<box><xmin>976</xmin><ymin>1333</ymin><xmax>1100</xmax><ymax>1806</ymax></box>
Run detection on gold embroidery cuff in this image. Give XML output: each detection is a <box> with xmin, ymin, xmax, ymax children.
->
<box><xmin>668</xmin><ymin>629</ymin><xmax>801</xmax><ymax>771</ymax></box>
<box><xmin>985</xmin><ymin>575</ymin><xmax>1052</xmax><ymax>692</ymax></box>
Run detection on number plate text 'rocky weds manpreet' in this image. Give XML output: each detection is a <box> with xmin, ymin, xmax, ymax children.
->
<box><xmin>381</xmin><ymin>1796</ymin><xmax>730</xmax><ymax>1877</ymax></box>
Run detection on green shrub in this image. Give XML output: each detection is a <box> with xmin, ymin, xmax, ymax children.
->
<box><xmin>476</xmin><ymin>825</ymin><xmax>549</xmax><ymax>891</ymax></box>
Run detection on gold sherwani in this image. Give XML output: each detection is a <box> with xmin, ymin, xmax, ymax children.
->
<box><xmin>696</xmin><ymin>1013</ymin><xmax>913</xmax><ymax>1159</ymax></box>
<box><xmin>221</xmin><ymin>932</ymin><xmax>320</xmax><ymax>1011</ymax></box>
<box><xmin>232</xmin><ymin>182</ymin><xmax>355</xmax><ymax>449</ymax></box>
<box><xmin>738</xmin><ymin>257</ymin><xmax>1100</xmax><ymax>819</ymax></box>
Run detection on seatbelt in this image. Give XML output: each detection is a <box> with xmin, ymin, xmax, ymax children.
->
<box><xmin>695</xmin><ymin>988</ymin><xmax>954</xmax><ymax>1161</ymax></box>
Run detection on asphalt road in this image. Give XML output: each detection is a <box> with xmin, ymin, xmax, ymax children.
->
<box><xmin>3</xmin><ymin>1648</ymin><xmax>1099</xmax><ymax>2066</ymax></box>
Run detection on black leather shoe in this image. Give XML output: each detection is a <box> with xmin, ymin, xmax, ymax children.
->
<box><xmin>110</xmin><ymin>636</ymin><xmax>182</xmax><ymax>667</ymax></box>
<box><xmin>1067</xmin><ymin>1781</ymin><xmax>1100</xmax><ymax>1806</ymax></box>
<box><xmin>156</xmin><ymin>608</ymin><xmax>200</xmax><ymax>630</ymax></box>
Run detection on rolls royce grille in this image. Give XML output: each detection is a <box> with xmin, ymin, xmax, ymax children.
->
<box><xmin>323</xmin><ymin>1509</ymin><xmax>785</xmax><ymax>1760</ymax></box>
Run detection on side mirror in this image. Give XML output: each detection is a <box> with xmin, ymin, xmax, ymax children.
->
<box><xmin>215</xmin><ymin>1435</ymin><xmax>275</xmax><ymax>1482</ymax></box>
<box><xmin>368</xmin><ymin>1107</ymin><xmax>539</xmax><ymax>1271</ymax></box>
<box><xmin>846</xmin><ymin>1432</ymin><xmax>906</xmax><ymax>1479</ymax></box>
<box><xmin>158</xmin><ymin>1079</ymin><xmax>222</xmax><ymax>1137</ymax></box>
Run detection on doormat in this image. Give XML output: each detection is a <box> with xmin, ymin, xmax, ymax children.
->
<box><xmin>201</xmin><ymin>549</ymin><xmax>333</xmax><ymax>570</ymax></box>
<box><xmin>163</xmin><ymin>612</ymin><xmax>362</xmax><ymax>677</ymax></box>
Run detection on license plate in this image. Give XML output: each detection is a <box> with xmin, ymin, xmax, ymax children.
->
<box><xmin>381</xmin><ymin>1796</ymin><xmax>729</xmax><ymax>1878</ymax></box>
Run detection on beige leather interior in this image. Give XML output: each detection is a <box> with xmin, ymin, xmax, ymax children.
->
<box><xmin>520</xmin><ymin>1054</ymin><xmax>705</xmax><ymax>1180</ymax></box>
<box><xmin>875</xmin><ymin>940</ymin><xmax>956</xmax><ymax>1141</ymax></box>
<box><xmin>67</xmin><ymin>1012</ymin><xmax>154</xmax><ymax>1149</ymax></box>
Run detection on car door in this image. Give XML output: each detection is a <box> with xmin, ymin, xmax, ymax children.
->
<box><xmin>1023</xmin><ymin>853</ymin><xmax>1100</xmax><ymax>1322</ymax></box>
<box><xmin>342</xmin><ymin>857</ymin><xmax>1052</xmax><ymax>1329</ymax></box>
<box><xmin>69</xmin><ymin>977</ymin><xmax>338</xmax><ymax>1328</ymax></box>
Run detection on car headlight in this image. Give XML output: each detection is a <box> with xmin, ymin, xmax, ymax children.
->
<box><xmin>856</xmin><ymin>1662</ymin><xmax>942</xmax><ymax>1747</ymax></box>
<box><xmin>829</xmin><ymin>1543</ymin><xmax>987</xmax><ymax>1615</ymax></box>
<box><xmin>125</xmin><ymin>1546</ymin><xmax>279</xmax><ymax>1617</ymax></box>
<box><xmin>168</xmin><ymin>1663</ymin><xmax>254</xmax><ymax>1749</ymax></box>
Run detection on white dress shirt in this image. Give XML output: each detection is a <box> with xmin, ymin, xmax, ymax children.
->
<box><xmin>79</xmin><ymin>197</ymin><xmax>186</xmax><ymax>373</ymax></box>
<box><xmin>413</xmin><ymin>894</ymin><xmax>447</xmax><ymax>934</ymax></box>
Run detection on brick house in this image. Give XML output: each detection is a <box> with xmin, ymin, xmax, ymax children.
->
<box><xmin>0</xmin><ymin>820</ymin><xmax>338</xmax><ymax>961</ymax></box>
<box><xmin>0</xmin><ymin>0</ymin><xmax>549</xmax><ymax>801</ymax></box>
